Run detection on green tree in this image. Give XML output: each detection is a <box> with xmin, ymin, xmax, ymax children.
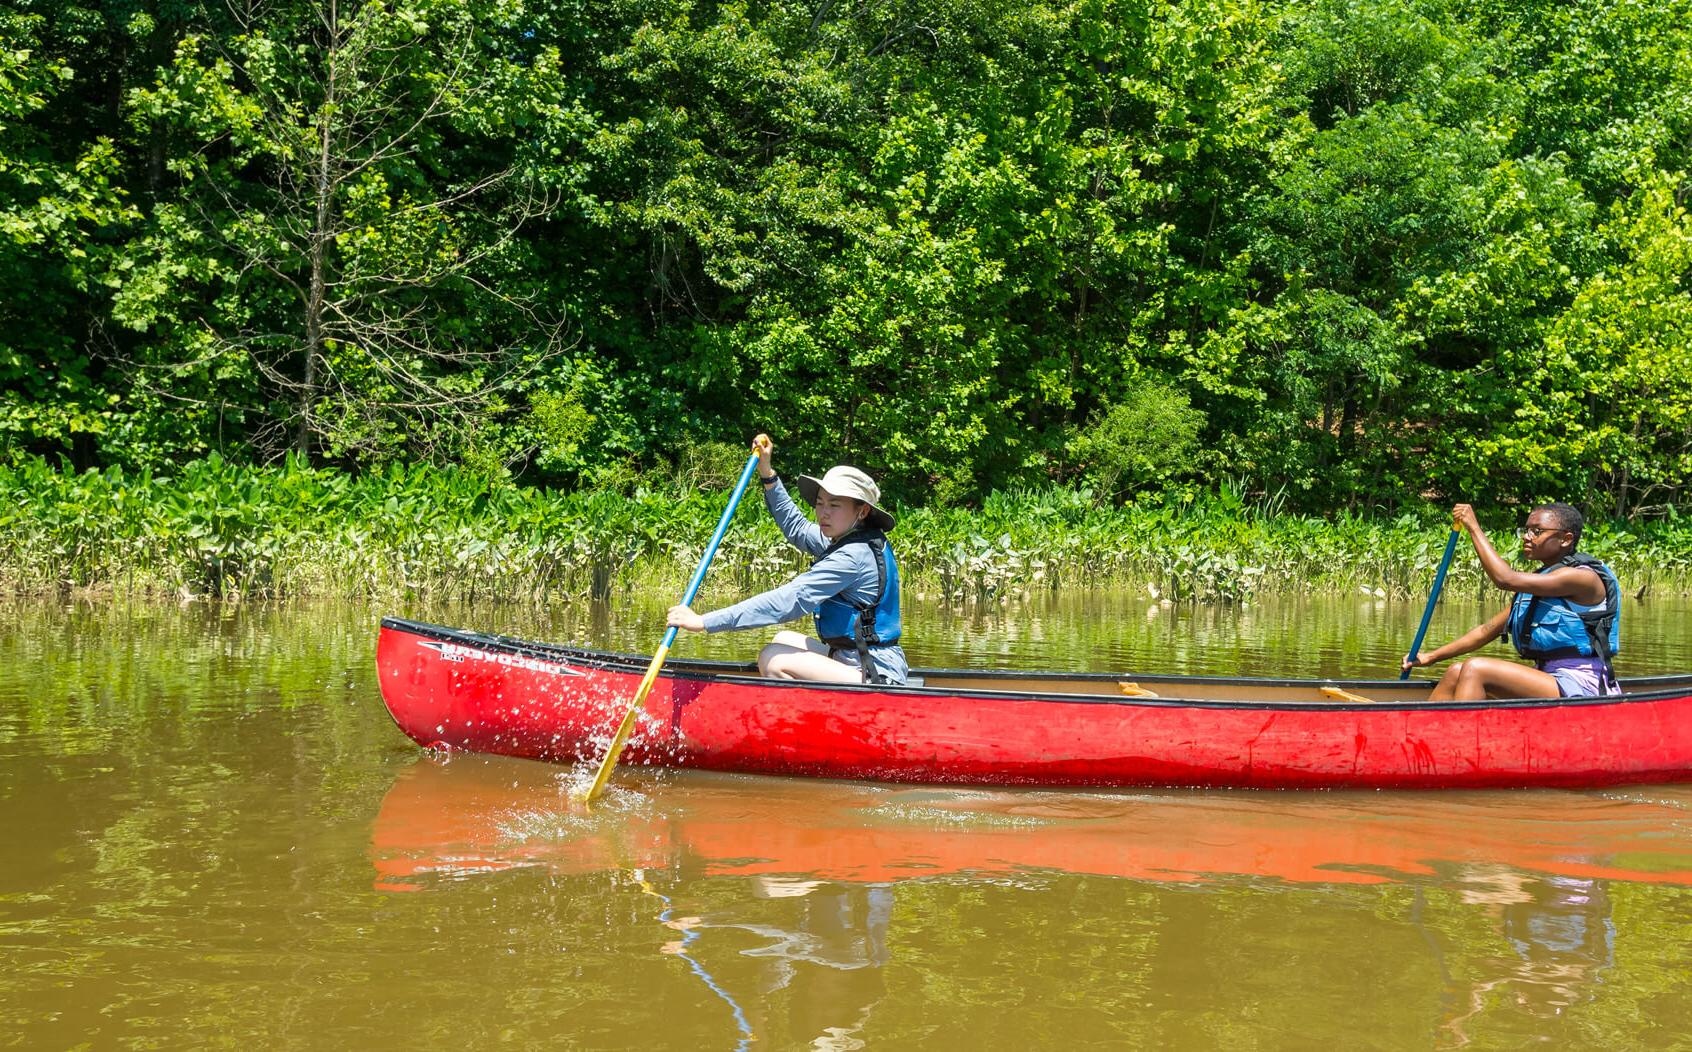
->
<box><xmin>1217</xmin><ymin>0</ymin><xmax>1599</xmax><ymax>509</ymax></box>
<box><xmin>1528</xmin><ymin>176</ymin><xmax>1692</xmax><ymax>515</ymax></box>
<box><xmin>120</xmin><ymin>0</ymin><xmax>579</xmax><ymax>463</ymax></box>
<box><xmin>0</xmin><ymin>9</ymin><xmax>139</xmax><ymax>460</ymax></box>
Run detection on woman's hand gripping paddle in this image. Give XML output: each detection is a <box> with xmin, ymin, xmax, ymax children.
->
<box><xmin>577</xmin><ymin>438</ymin><xmax>767</xmax><ymax>803</ymax></box>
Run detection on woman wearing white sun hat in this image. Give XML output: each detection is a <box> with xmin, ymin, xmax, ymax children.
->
<box><xmin>667</xmin><ymin>435</ymin><xmax>907</xmax><ymax>685</ymax></box>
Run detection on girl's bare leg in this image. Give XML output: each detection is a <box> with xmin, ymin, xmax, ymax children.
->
<box><xmin>758</xmin><ymin>630</ymin><xmax>863</xmax><ymax>683</ymax></box>
<box><xmin>1431</xmin><ymin>656</ymin><xmax>1559</xmax><ymax>701</ymax></box>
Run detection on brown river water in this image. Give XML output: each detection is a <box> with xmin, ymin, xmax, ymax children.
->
<box><xmin>4</xmin><ymin>591</ymin><xmax>1692</xmax><ymax>1049</ymax></box>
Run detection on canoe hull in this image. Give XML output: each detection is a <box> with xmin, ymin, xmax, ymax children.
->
<box><xmin>375</xmin><ymin>618</ymin><xmax>1692</xmax><ymax>789</ymax></box>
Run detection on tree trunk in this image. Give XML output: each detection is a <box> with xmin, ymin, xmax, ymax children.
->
<box><xmin>1338</xmin><ymin>392</ymin><xmax>1357</xmax><ymax>453</ymax></box>
<box><xmin>298</xmin><ymin>1</ymin><xmax>340</xmax><ymax>458</ymax></box>
<box><xmin>1616</xmin><ymin>414</ymin><xmax>1644</xmax><ymax>519</ymax></box>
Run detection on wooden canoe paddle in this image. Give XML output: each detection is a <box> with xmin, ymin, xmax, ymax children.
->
<box><xmin>578</xmin><ymin>438</ymin><xmax>765</xmax><ymax>803</ymax></box>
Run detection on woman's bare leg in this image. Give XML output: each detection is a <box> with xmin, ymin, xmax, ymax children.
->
<box><xmin>759</xmin><ymin>631</ymin><xmax>862</xmax><ymax>683</ymax></box>
<box><xmin>1428</xmin><ymin>661</ymin><xmax>1467</xmax><ymax>702</ymax></box>
<box><xmin>1436</xmin><ymin>656</ymin><xmax>1559</xmax><ymax>701</ymax></box>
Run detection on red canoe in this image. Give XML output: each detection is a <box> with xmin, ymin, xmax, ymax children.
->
<box><xmin>375</xmin><ymin>617</ymin><xmax>1692</xmax><ymax>790</ymax></box>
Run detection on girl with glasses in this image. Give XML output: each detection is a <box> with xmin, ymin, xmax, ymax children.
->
<box><xmin>1402</xmin><ymin>502</ymin><xmax>1620</xmax><ymax>699</ymax></box>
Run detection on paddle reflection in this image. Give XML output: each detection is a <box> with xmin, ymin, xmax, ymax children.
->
<box><xmin>729</xmin><ymin>879</ymin><xmax>890</xmax><ymax>1049</ymax></box>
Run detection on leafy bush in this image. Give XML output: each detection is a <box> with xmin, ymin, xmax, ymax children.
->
<box><xmin>1074</xmin><ymin>385</ymin><xmax>1206</xmax><ymax>500</ymax></box>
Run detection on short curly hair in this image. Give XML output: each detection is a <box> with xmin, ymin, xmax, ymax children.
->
<box><xmin>1533</xmin><ymin>502</ymin><xmax>1584</xmax><ymax>546</ymax></box>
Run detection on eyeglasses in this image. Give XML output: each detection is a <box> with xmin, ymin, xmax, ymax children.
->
<box><xmin>1516</xmin><ymin>525</ymin><xmax>1566</xmax><ymax>541</ymax></box>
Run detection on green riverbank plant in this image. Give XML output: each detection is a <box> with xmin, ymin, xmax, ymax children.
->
<box><xmin>3</xmin><ymin>457</ymin><xmax>1689</xmax><ymax>604</ymax></box>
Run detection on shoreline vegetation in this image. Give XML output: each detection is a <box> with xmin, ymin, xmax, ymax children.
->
<box><xmin>5</xmin><ymin>457</ymin><xmax>1689</xmax><ymax>605</ymax></box>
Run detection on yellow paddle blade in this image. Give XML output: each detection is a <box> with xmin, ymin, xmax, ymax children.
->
<box><xmin>578</xmin><ymin>642</ymin><xmax>670</xmax><ymax>804</ymax></box>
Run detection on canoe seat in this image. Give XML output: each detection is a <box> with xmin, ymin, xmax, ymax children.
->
<box><xmin>1320</xmin><ymin>686</ymin><xmax>1378</xmax><ymax>703</ymax></box>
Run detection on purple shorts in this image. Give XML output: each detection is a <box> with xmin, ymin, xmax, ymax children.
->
<box><xmin>1541</xmin><ymin>656</ymin><xmax>1620</xmax><ymax>698</ymax></box>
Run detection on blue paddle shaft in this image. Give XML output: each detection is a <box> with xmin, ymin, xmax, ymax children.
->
<box><xmin>665</xmin><ymin>451</ymin><xmax>764</xmax><ymax>647</ymax></box>
<box><xmin>1401</xmin><ymin>529</ymin><xmax>1461</xmax><ymax>679</ymax></box>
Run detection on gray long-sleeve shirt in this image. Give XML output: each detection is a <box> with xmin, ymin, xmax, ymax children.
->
<box><xmin>701</xmin><ymin>479</ymin><xmax>908</xmax><ymax>684</ymax></box>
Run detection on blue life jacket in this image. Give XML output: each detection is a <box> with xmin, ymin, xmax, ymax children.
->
<box><xmin>1507</xmin><ymin>554</ymin><xmax>1621</xmax><ymax>668</ymax></box>
<box><xmin>813</xmin><ymin>530</ymin><xmax>901</xmax><ymax>670</ymax></box>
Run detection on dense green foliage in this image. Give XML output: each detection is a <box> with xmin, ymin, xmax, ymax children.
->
<box><xmin>2</xmin><ymin>0</ymin><xmax>1689</xmax><ymax>514</ymax></box>
<box><xmin>5</xmin><ymin>455</ymin><xmax>1690</xmax><ymax>601</ymax></box>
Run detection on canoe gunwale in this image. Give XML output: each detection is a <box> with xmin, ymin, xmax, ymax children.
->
<box><xmin>378</xmin><ymin>616</ymin><xmax>1692</xmax><ymax>713</ymax></box>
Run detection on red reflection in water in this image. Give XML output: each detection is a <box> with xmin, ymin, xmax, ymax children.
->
<box><xmin>369</xmin><ymin>756</ymin><xmax>1692</xmax><ymax>891</ymax></box>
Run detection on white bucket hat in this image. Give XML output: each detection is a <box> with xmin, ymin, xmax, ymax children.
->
<box><xmin>796</xmin><ymin>466</ymin><xmax>896</xmax><ymax>532</ymax></box>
